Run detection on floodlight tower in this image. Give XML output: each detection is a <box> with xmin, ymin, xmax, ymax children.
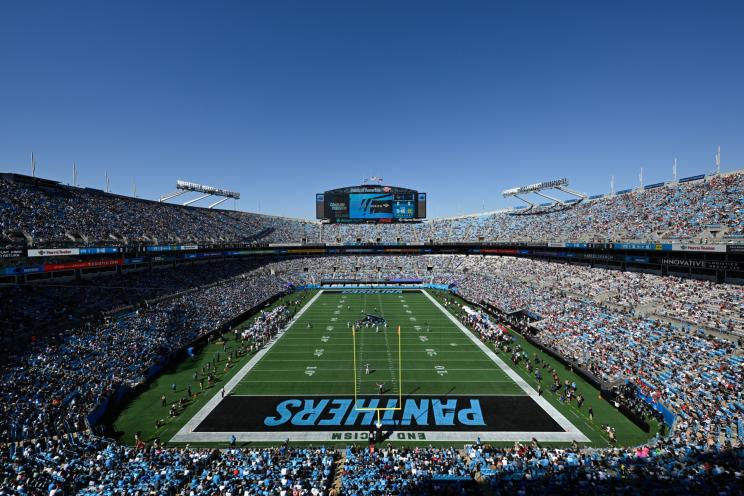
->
<box><xmin>503</xmin><ymin>178</ymin><xmax>585</xmax><ymax>207</ymax></box>
<box><xmin>160</xmin><ymin>180</ymin><xmax>240</xmax><ymax>208</ymax></box>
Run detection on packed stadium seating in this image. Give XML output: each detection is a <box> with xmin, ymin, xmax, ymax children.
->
<box><xmin>0</xmin><ymin>174</ymin><xmax>319</xmax><ymax>247</ymax></box>
<box><xmin>3</xmin><ymin>170</ymin><xmax>744</xmax><ymax>247</ymax></box>
<box><xmin>0</xmin><ymin>259</ymin><xmax>270</xmax><ymax>352</ymax></box>
<box><xmin>1</xmin><ymin>267</ymin><xmax>287</xmax><ymax>445</ymax></box>
<box><xmin>2</xmin><ymin>186</ymin><xmax>744</xmax><ymax>493</ymax></box>
<box><xmin>2</xmin><ymin>435</ymin><xmax>336</xmax><ymax>495</ymax></box>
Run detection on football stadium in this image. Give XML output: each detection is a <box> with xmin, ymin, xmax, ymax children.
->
<box><xmin>2</xmin><ymin>2</ymin><xmax>744</xmax><ymax>495</ymax></box>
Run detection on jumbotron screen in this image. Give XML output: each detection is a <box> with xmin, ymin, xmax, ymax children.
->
<box><xmin>316</xmin><ymin>185</ymin><xmax>426</xmax><ymax>222</ymax></box>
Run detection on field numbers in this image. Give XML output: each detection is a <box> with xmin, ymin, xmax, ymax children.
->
<box><xmin>425</xmin><ymin>348</ymin><xmax>437</xmax><ymax>357</ymax></box>
<box><xmin>321</xmin><ymin>336</ymin><xmax>330</xmax><ymax>342</ymax></box>
<box><xmin>314</xmin><ymin>349</ymin><xmax>324</xmax><ymax>357</ymax></box>
<box><xmin>418</xmin><ymin>335</ymin><xmax>429</xmax><ymax>342</ymax></box>
<box><xmin>434</xmin><ymin>365</ymin><xmax>448</xmax><ymax>376</ymax></box>
<box><xmin>305</xmin><ymin>366</ymin><xmax>317</xmax><ymax>376</ymax></box>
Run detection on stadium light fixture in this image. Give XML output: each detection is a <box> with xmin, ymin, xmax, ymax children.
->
<box><xmin>176</xmin><ymin>180</ymin><xmax>240</xmax><ymax>200</ymax></box>
<box><xmin>502</xmin><ymin>178</ymin><xmax>569</xmax><ymax>197</ymax></box>
<box><xmin>160</xmin><ymin>180</ymin><xmax>241</xmax><ymax>208</ymax></box>
<box><xmin>502</xmin><ymin>178</ymin><xmax>586</xmax><ymax>212</ymax></box>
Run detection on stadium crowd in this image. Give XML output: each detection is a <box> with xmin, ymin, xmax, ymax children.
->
<box><xmin>0</xmin><ymin>268</ymin><xmax>287</xmax><ymax>444</ymax></box>
<box><xmin>2</xmin><ymin>435</ymin><xmax>336</xmax><ymax>495</ymax></box>
<box><xmin>3</xmin><ymin>170</ymin><xmax>744</xmax><ymax>247</ymax></box>
<box><xmin>341</xmin><ymin>446</ymin><xmax>475</xmax><ymax>495</ymax></box>
<box><xmin>0</xmin><ymin>175</ymin><xmax>317</xmax><ymax>247</ymax></box>
<box><xmin>0</xmin><ymin>259</ymin><xmax>270</xmax><ymax>353</ymax></box>
<box><xmin>465</xmin><ymin>440</ymin><xmax>743</xmax><ymax>494</ymax></box>
<box><xmin>3</xmin><ymin>435</ymin><xmax>741</xmax><ymax>494</ymax></box>
<box><xmin>1</xmin><ymin>249</ymin><xmax>743</xmax><ymax>493</ymax></box>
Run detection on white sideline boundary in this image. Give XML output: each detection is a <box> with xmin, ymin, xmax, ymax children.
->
<box><xmin>172</xmin><ymin>289</ymin><xmax>590</xmax><ymax>444</ymax></box>
<box><xmin>422</xmin><ymin>290</ymin><xmax>590</xmax><ymax>443</ymax></box>
<box><xmin>170</xmin><ymin>290</ymin><xmax>325</xmax><ymax>443</ymax></box>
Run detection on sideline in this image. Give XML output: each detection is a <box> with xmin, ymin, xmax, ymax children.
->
<box><xmin>170</xmin><ymin>290</ymin><xmax>324</xmax><ymax>442</ymax></box>
<box><xmin>422</xmin><ymin>290</ymin><xmax>590</xmax><ymax>443</ymax></box>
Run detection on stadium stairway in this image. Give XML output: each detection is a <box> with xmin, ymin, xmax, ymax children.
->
<box><xmin>331</xmin><ymin>451</ymin><xmax>346</xmax><ymax>495</ymax></box>
<box><xmin>633</xmin><ymin>299</ymin><xmax>665</xmax><ymax>318</ymax></box>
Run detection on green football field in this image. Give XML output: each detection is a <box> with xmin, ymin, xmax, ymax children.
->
<box><xmin>230</xmin><ymin>290</ymin><xmax>522</xmax><ymax>397</ymax></box>
<box><xmin>112</xmin><ymin>288</ymin><xmax>655</xmax><ymax>447</ymax></box>
<box><xmin>169</xmin><ymin>289</ymin><xmax>595</xmax><ymax>445</ymax></box>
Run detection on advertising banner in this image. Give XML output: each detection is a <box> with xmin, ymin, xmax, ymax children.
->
<box><xmin>3</xmin><ymin>265</ymin><xmax>44</xmax><ymax>275</ymax></box>
<box><xmin>660</xmin><ymin>258</ymin><xmax>704</xmax><ymax>269</ymax></box>
<box><xmin>671</xmin><ymin>244</ymin><xmax>726</xmax><ymax>253</ymax></box>
<box><xmin>145</xmin><ymin>245</ymin><xmax>200</xmax><ymax>252</ymax></box>
<box><xmin>27</xmin><ymin>248</ymin><xmax>80</xmax><ymax>257</ymax></box>
<box><xmin>679</xmin><ymin>174</ymin><xmax>705</xmax><ymax>183</ymax></box>
<box><xmin>613</xmin><ymin>243</ymin><xmax>672</xmax><ymax>251</ymax></box>
<box><xmin>581</xmin><ymin>253</ymin><xmax>614</xmax><ymax>261</ymax></box>
<box><xmin>43</xmin><ymin>258</ymin><xmax>123</xmax><ymax>272</ymax></box>
<box><xmin>625</xmin><ymin>255</ymin><xmax>650</xmax><ymax>263</ymax></box>
<box><xmin>660</xmin><ymin>258</ymin><xmax>741</xmax><ymax>270</ymax></box>
<box><xmin>0</xmin><ymin>248</ymin><xmax>23</xmax><ymax>259</ymax></box>
<box><xmin>79</xmin><ymin>247</ymin><xmax>122</xmax><ymax>255</ymax></box>
<box><xmin>703</xmin><ymin>260</ymin><xmax>741</xmax><ymax>271</ymax></box>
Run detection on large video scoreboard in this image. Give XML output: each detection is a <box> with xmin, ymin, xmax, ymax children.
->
<box><xmin>316</xmin><ymin>185</ymin><xmax>426</xmax><ymax>222</ymax></box>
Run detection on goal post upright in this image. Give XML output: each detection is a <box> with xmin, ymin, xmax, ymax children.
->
<box><xmin>352</xmin><ymin>326</ymin><xmax>358</xmax><ymax>404</ymax></box>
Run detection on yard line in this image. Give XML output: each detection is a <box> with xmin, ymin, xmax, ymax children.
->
<box><xmin>254</xmin><ymin>358</ymin><xmax>501</xmax><ymax>363</ymax></box>
<box><xmin>228</xmin><ymin>393</ymin><xmax>522</xmax><ymax>397</ymax></box>
<box><xmin>239</xmin><ymin>379</ymin><xmax>520</xmax><ymax>383</ymax></box>
<box><xmin>263</xmin><ymin>350</ymin><xmax>486</xmax><ymax>354</ymax></box>
<box><xmin>240</xmin><ymin>368</ymin><xmax>501</xmax><ymax>372</ymax></box>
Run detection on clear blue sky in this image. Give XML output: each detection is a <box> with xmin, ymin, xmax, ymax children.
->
<box><xmin>1</xmin><ymin>1</ymin><xmax>742</xmax><ymax>218</ymax></box>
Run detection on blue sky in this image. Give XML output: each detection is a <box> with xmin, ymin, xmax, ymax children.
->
<box><xmin>1</xmin><ymin>1</ymin><xmax>742</xmax><ymax>218</ymax></box>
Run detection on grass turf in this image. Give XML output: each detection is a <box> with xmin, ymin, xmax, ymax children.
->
<box><xmin>109</xmin><ymin>291</ymin><xmax>312</xmax><ymax>446</ymax></box>
<box><xmin>109</xmin><ymin>288</ymin><xmax>655</xmax><ymax>448</ymax></box>
<box><xmin>231</xmin><ymin>290</ymin><xmax>522</xmax><ymax>397</ymax></box>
